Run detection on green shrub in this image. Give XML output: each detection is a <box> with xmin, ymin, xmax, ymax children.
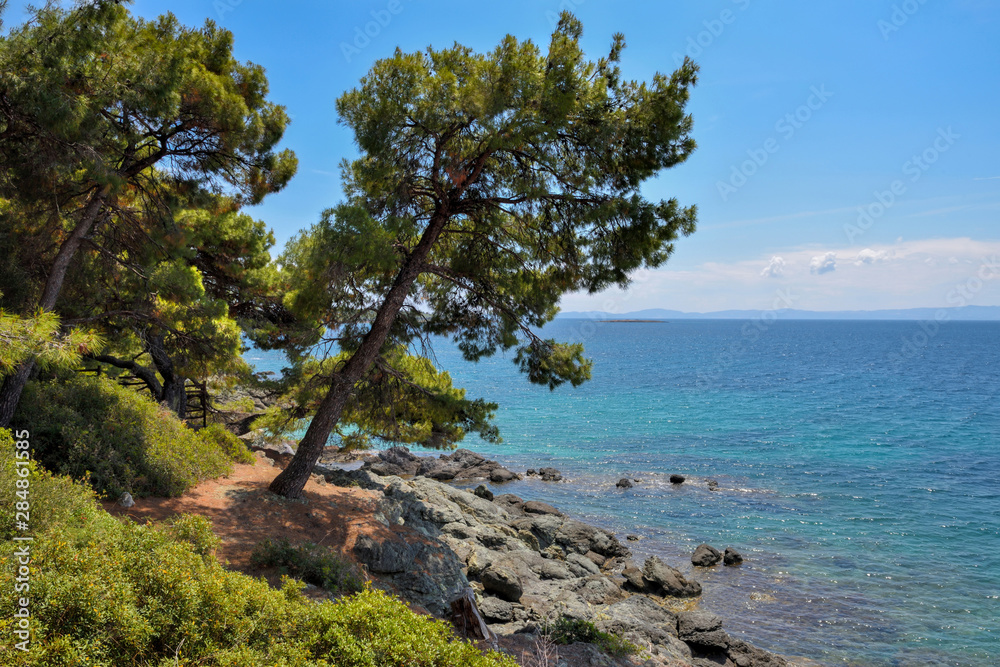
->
<box><xmin>251</xmin><ymin>537</ymin><xmax>364</xmax><ymax>594</ymax></box>
<box><xmin>550</xmin><ymin>616</ymin><xmax>639</xmax><ymax>657</ymax></box>
<box><xmin>0</xmin><ymin>436</ymin><xmax>518</xmax><ymax>667</ymax></box>
<box><xmin>162</xmin><ymin>513</ymin><xmax>221</xmax><ymax>558</ymax></box>
<box><xmin>14</xmin><ymin>375</ymin><xmax>247</xmax><ymax>497</ymax></box>
<box><xmin>198</xmin><ymin>422</ymin><xmax>255</xmax><ymax>465</ymax></box>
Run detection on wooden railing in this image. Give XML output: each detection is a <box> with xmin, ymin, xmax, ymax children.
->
<box><xmin>75</xmin><ymin>367</ymin><xmax>209</xmax><ymax>427</ymax></box>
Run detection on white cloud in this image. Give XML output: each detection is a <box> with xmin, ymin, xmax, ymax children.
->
<box><xmin>855</xmin><ymin>248</ymin><xmax>891</xmax><ymax>265</ymax></box>
<box><xmin>760</xmin><ymin>256</ymin><xmax>786</xmax><ymax>278</ymax></box>
<box><xmin>810</xmin><ymin>252</ymin><xmax>837</xmax><ymax>275</ymax></box>
<box><xmin>557</xmin><ymin>237</ymin><xmax>1000</xmax><ymax>313</ymax></box>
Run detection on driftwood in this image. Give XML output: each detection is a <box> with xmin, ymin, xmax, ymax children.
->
<box><xmin>450</xmin><ymin>587</ymin><xmax>497</xmax><ymax>646</ymax></box>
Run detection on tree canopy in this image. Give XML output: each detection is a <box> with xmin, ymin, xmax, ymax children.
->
<box><xmin>0</xmin><ymin>0</ymin><xmax>297</xmax><ymax>425</ymax></box>
<box><xmin>269</xmin><ymin>12</ymin><xmax>698</xmax><ymax>497</ymax></box>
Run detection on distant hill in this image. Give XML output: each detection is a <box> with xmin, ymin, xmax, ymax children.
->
<box><xmin>557</xmin><ymin>305</ymin><xmax>1000</xmax><ymax>321</ymax></box>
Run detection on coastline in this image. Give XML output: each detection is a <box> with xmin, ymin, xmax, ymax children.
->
<box><xmin>310</xmin><ymin>445</ymin><xmax>815</xmax><ymax>667</ymax></box>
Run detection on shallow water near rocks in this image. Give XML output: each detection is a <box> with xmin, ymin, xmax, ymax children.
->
<box><xmin>248</xmin><ymin>319</ymin><xmax>999</xmax><ymax>666</ymax></box>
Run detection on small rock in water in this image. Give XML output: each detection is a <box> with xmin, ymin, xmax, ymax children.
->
<box><xmin>473</xmin><ymin>484</ymin><xmax>494</xmax><ymax>501</ymax></box>
<box><xmin>616</xmin><ymin>478</ymin><xmax>633</xmax><ymax>489</ymax></box>
<box><xmin>723</xmin><ymin>547</ymin><xmax>744</xmax><ymax>566</ymax></box>
<box><xmin>538</xmin><ymin>467</ymin><xmax>562</xmax><ymax>481</ymax></box>
<box><xmin>117</xmin><ymin>492</ymin><xmax>135</xmax><ymax>508</ymax></box>
<box><xmin>525</xmin><ymin>469</ymin><xmax>537</xmax><ymax>476</ymax></box>
<box><xmin>691</xmin><ymin>543</ymin><xmax>722</xmax><ymax>567</ymax></box>
<box><xmin>669</xmin><ymin>474</ymin><xmax>686</xmax><ymax>484</ymax></box>
<box><xmin>707</xmin><ymin>479</ymin><xmax>720</xmax><ymax>491</ymax></box>
<box><xmin>626</xmin><ymin>534</ymin><xmax>640</xmax><ymax>541</ymax></box>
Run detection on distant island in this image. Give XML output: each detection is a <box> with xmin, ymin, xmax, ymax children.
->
<box><xmin>560</xmin><ymin>305</ymin><xmax>1000</xmax><ymax>321</ymax></box>
<box><xmin>598</xmin><ymin>319</ymin><xmax>669</xmax><ymax>323</ymax></box>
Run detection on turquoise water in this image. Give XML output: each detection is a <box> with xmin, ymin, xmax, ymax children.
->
<box><xmin>248</xmin><ymin>319</ymin><xmax>1000</xmax><ymax>665</ymax></box>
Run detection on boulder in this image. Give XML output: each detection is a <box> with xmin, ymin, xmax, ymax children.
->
<box><xmin>117</xmin><ymin>492</ymin><xmax>135</xmax><ymax>508</ymax></box>
<box><xmin>489</xmin><ymin>468</ymin><xmax>521</xmax><ymax>483</ymax></box>
<box><xmin>621</xmin><ymin>564</ymin><xmax>647</xmax><ymax>592</ymax></box>
<box><xmin>676</xmin><ymin>610</ymin><xmax>728</xmax><ymax>649</ymax></box>
<box><xmin>669</xmin><ymin>474</ymin><xmax>686</xmax><ymax>484</ymax></box>
<box><xmin>724</xmin><ymin>547</ymin><xmax>744</xmax><ymax>566</ymax></box>
<box><xmin>523</xmin><ymin>500</ymin><xmax>563</xmax><ymax>516</ymax></box>
<box><xmin>493</xmin><ymin>493</ymin><xmax>524</xmax><ymax>513</ymax></box>
<box><xmin>353</xmin><ymin>534</ymin><xmax>468</xmax><ymax>616</ymax></box>
<box><xmin>474</xmin><ymin>484</ymin><xmax>494</xmax><ymax>501</ymax></box>
<box><xmin>477</xmin><ymin>595</ymin><xmax>515</xmax><ymax>623</ymax></box>
<box><xmin>692</xmin><ymin>543</ymin><xmax>722</xmax><ymax>567</ymax></box>
<box><xmin>641</xmin><ymin>556</ymin><xmax>702</xmax><ymax>597</ymax></box>
<box><xmin>616</xmin><ymin>478</ymin><xmax>633</xmax><ymax>489</ymax></box>
<box><xmin>480</xmin><ymin>565</ymin><xmax>523</xmax><ymax>602</ymax></box>
<box><xmin>538</xmin><ymin>467</ymin><xmax>563</xmax><ymax>482</ymax></box>
<box><xmin>364</xmin><ymin>446</ymin><xmax>422</xmax><ymax>477</ymax></box>
<box><xmin>707</xmin><ymin>478</ymin><xmax>720</xmax><ymax>491</ymax></box>
<box><xmin>598</xmin><ymin>595</ymin><xmax>680</xmax><ymax>647</ymax></box>
<box><xmin>556</xmin><ymin>519</ymin><xmax>630</xmax><ymax>558</ymax></box>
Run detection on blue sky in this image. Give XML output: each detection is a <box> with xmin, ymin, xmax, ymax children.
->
<box><xmin>11</xmin><ymin>1</ymin><xmax>1000</xmax><ymax>312</ymax></box>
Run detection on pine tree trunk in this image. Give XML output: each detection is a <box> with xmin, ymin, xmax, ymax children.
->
<box><xmin>0</xmin><ymin>187</ymin><xmax>109</xmax><ymax>428</ymax></box>
<box><xmin>0</xmin><ymin>362</ymin><xmax>34</xmax><ymax>428</ymax></box>
<box><xmin>268</xmin><ymin>209</ymin><xmax>449</xmax><ymax>498</ymax></box>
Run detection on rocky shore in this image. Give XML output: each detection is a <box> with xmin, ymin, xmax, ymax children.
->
<box><xmin>313</xmin><ymin>446</ymin><xmax>790</xmax><ymax>667</ymax></box>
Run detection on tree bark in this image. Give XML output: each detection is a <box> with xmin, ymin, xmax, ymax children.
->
<box><xmin>0</xmin><ymin>187</ymin><xmax>109</xmax><ymax>428</ymax></box>
<box><xmin>268</xmin><ymin>208</ymin><xmax>450</xmax><ymax>498</ymax></box>
<box><xmin>0</xmin><ymin>363</ymin><xmax>34</xmax><ymax>429</ymax></box>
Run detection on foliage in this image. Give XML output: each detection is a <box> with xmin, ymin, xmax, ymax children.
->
<box><xmin>14</xmin><ymin>375</ymin><xmax>243</xmax><ymax>497</ymax></box>
<box><xmin>198</xmin><ymin>422</ymin><xmax>254</xmax><ymax>465</ymax></box>
<box><xmin>161</xmin><ymin>513</ymin><xmax>221</xmax><ymax>559</ymax></box>
<box><xmin>270</xmin><ymin>11</ymin><xmax>698</xmax><ymax>497</ymax></box>
<box><xmin>0</xmin><ymin>437</ymin><xmax>517</xmax><ymax>666</ymax></box>
<box><xmin>549</xmin><ymin>616</ymin><xmax>639</xmax><ymax>657</ymax></box>
<box><xmin>0</xmin><ymin>0</ymin><xmax>296</xmax><ymax>425</ymax></box>
<box><xmin>257</xmin><ymin>346</ymin><xmax>498</xmax><ymax>450</ymax></box>
<box><xmin>0</xmin><ymin>302</ymin><xmax>102</xmax><ymax>375</ymax></box>
<box><xmin>250</xmin><ymin>537</ymin><xmax>364</xmax><ymax>594</ymax></box>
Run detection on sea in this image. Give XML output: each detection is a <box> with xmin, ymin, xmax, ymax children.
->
<box><xmin>246</xmin><ymin>319</ymin><xmax>999</xmax><ymax>666</ymax></box>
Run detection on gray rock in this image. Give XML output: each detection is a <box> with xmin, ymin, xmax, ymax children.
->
<box><xmin>117</xmin><ymin>492</ymin><xmax>135</xmax><ymax>508</ymax></box>
<box><xmin>480</xmin><ymin>565</ymin><xmax>523</xmax><ymax>602</ymax></box>
<box><xmin>724</xmin><ymin>547</ymin><xmax>744</xmax><ymax>566</ymax></box>
<box><xmin>537</xmin><ymin>559</ymin><xmax>574</xmax><ymax>580</ymax></box>
<box><xmin>353</xmin><ymin>534</ymin><xmax>467</xmax><ymax>616</ymax></box>
<box><xmin>599</xmin><ymin>595</ymin><xmax>679</xmax><ymax>646</ymax></box>
<box><xmin>692</xmin><ymin>543</ymin><xmax>722</xmax><ymax>567</ymax></box>
<box><xmin>726</xmin><ymin>637</ymin><xmax>788</xmax><ymax>667</ymax></box>
<box><xmin>584</xmin><ymin>550</ymin><xmax>607</xmax><ymax>568</ymax></box>
<box><xmin>477</xmin><ymin>596</ymin><xmax>515</xmax><ymax>623</ymax></box>
<box><xmin>621</xmin><ymin>565</ymin><xmax>647</xmax><ymax>592</ymax></box>
<box><xmin>707</xmin><ymin>478</ymin><xmax>720</xmax><ymax>491</ymax></box>
<box><xmin>523</xmin><ymin>500</ymin><xmax>563</xmax><ymax>516</ymax></box>
<box><xmin>616</xmin><ymin>478</ymin><xmax>633</xmax><ymax>489</ymax></box>
<box><xmin>494</xmin><ymin>494</ymin><xmax>524</xmax><ymax>513</ymax></box>
<box><xmin>669</xmin><ymin>474</ymin><xmax>686</xmax><ymax>484</ymax></box>
<box><xmin>538</xmin><ymin>467</ymin><xmax>563</xmax><ymax>482</ymax></box>
<box><xmin>677</xmin><ymin>610</ymin><xmax>729</xmax><ymax>649</ymax></box>
<box><xmin>489</xmin><ymin>468</ymin><xmax>521</xmax><ymax>483</ymax></box>
<box><xmin>556</xmin><ymin>520</ymin><xmax>630</xmax><ymax>558</ymax></box>
<box><xmin>566</xmin><ymin>552</ymin><xmax>601</xmax><ymax>576</ymax></box>
<box><xmin>626</xmin><ymin>534</ymin><xmax>640</xmax><ymax>541</ymax></box>
<box><xmin>575</xmin><ymin>575</ymin><xmax>623</xmax><ymax>604</ymax></box>
<box><xmin>474</xmin><ymin>484</ymin><xmax>494</xmax><ymax>501</ymax></box>
<box><xmin>642</xmin><ymin>556</ymin><xmax>702</xmax><ymax>597</ymax></box>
